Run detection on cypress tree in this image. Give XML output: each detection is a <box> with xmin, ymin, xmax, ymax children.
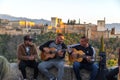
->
<box><xmin>99</xmin><ymin>36</ymin><xmax>105</xmax><ymax>52</ymax></box>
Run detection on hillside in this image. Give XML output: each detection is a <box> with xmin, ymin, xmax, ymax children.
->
<box><xmin>0</xmin><ymin>14</ymin><xmax>51</xmax><ymax>25</ymax></box>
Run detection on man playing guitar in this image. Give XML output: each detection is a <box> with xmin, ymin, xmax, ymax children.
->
<box><xmin>70</xmin><ymin>36</ymin><xmax>98</xmax><ymax>80</ymax></box>
<box><xmin>38</xmin><ymin>33</ymin><xmax>67</xmax><ymax>80</ymax></box>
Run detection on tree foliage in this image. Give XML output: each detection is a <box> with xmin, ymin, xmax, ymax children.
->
<box><xmin>99</xmin><ymin>36</ymin><xmax>105</xmax><ymax>52</ymax></box>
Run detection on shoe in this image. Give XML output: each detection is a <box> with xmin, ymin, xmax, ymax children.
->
<box><xmin>49</xmin><ymin>78</ymin><xmax>54</xmax><ymax>80</ymax></box>
<box><xmin>49</xmin><ymin>78</ymin><xmax>53</xmax><ymax>80</ymax></box>
<box><xmin>49</xmin><ymin>77</ymin><xmax>56</xmax><ymax>80</ymax></box>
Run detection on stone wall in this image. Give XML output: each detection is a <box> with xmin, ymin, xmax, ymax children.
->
<box><xmin>10</xmin><ymin>63</ymin><xmax>90</xmax><ymax>80</ymax></box>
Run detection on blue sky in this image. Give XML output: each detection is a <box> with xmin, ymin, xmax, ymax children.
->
<box><xmin>0</xmin><ymin>0</ymin><xmax>120</xmax><ymax>24</ymax></box>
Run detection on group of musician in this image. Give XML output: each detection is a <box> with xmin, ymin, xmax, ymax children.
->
<box><xmin>17</xmin><ymin>33</ymin><xmax>120</xmax><ymax>80</ymax></box>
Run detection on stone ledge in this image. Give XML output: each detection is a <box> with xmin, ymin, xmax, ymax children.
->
<box><xmin>10</xmin><ymin>63</ymin><xmax>90</xmax><ymax>80</ymax></box>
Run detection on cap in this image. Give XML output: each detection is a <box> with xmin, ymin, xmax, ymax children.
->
<box><xmin>24</xmin><ymin>35</ymin><xmax>33</xmax><ymax>41</ymax></box>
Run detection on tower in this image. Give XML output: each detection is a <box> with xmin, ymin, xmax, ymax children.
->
<box><xmin>97</xmin><ymin>18</ymin><xmax>106</xmax><ymax>31</ymax></box>
<box><xmin>51</xmin><ymin>17</ymin><xmax>58</xmax><ymax>27</ymax></box>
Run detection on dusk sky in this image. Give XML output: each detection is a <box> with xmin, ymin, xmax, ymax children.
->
<box><xmin>0</xmin><ymin>0</ymin><xmax>120</xmax><ymax>24</ymax></box>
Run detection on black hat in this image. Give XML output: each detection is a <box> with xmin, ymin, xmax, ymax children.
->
<box><xmin>24</xmin><ymin>35</ymin><xmax>33</xmax><ymax>41</ymax></box>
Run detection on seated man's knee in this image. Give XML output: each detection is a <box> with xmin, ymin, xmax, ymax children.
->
<box><xmin>73</xmin><ymin>62</ymin><xmax>80</xmax><ymax>69</ymax></box>
<box><xmin>19</xmin><ymin>63</ymin><xmax>26</xmax><ymax>70</ymax></box>
<box><xmin>38</xmin><ymin>63</ymin><xmax>44</xmax><ymax>70</ymax></box>
<box><xmin>58</xmin><ymin>62</ymin><xmax>64</xmax><ymax>68</ymax></box>
<box><xmin>92</xmin><ymin>64</ymin><xmax>98</xmax><ymax>70</ymax></box>
<box><xmin>34</xmin><ymin>62</ymin><xmax>39</xmax><ymax>69</ymax></box>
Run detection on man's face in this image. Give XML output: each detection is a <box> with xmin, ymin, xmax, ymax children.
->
<box><xmin>28</xmin><ymin>40</ymin><xmax>33</xmax><ymax>45</ymax></box>
<box><xmin>56</xmin><ymin>36</ymin><xmax>64</xmax><ymax>44</ymax></box>
<box><xmin>80</xmin><ymin>38</ymin><xmax>87</xmax><ymax>46</ymax></box>
<box><xmin>24</xmin><ymin>40</ymin><xmax>33</xmax><ymax>45</ymax></box>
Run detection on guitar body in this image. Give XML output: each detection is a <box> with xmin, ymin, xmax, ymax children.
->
<box><xmin>40</xmin><ymin>48</ymin><xmax>57</xmax><ymax>61</ymax></box>
<box><xmin>41</xmin><ymin>52</ymin><xmax>56</xmax><ymax>61</ymax></box>
<box><xmin>69</xmin><ymin>55</ymin><xmax>74</xmax><ymax>63</ymax></box>
<box><xmin>41</xmin><ymin>52</ymin><xmax>46</xmax><ymax>60</ymax></box>
<box><xmin>69</xmin><ymin>48</ymin><xmax>85</xmax><ymax>62</ymax></box>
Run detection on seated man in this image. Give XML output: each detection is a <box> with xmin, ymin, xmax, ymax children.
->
<box><xmin>38</xmin><ymin>33</ymin><xmax>67</xmax><ymax>80</ymax></box>
<box><xmin>70</xmin><ymin>36</ymin><xmax>98</xmax><ymax>80</ymax></box>
<box><xmin>17</xmin><ymin>35</ymin><xmax>38</xmax><ymax>80</ymax></box>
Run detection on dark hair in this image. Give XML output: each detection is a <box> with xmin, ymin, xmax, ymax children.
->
<box><xmin>81</xmin><ymin>36</ymin><xmax>89</xmax><ymax>42</ymax></box>
<box><xmin>24</xmin><ymin>35</ymin><xmax>33</xmax><ymax>41</ymax></box>
<box><xmin>57</xmin><ymin>33</ymin><xmax>64</xmax><ymax>36</ymax></box>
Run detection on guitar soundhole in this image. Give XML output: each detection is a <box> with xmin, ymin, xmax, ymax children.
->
<box><xmin>49</xmin><ymin>51</ymin><xmax>56</xmax><ymax>54</ymax></box>
<box><xmin>77</xmin><ymin>54</ymin><xmax>80</xmax><ymax>59</ymax></box>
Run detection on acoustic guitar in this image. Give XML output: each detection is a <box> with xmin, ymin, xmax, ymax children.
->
<box><xmin>69</xmin><ymin>48</ymin><xmax>86</xmax><ymax>62</ymax></box>
<box><xmin>69</xmin><ymin>48</ymin><xmax>102</xmax><ymax>62</ymax></box>
<box><xmin>41</xmin><ymin>47</ymin><xmax>66</xmax><ymax>61</ymax></box>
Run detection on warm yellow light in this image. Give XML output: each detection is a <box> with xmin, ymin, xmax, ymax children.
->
<box><xmin>56</xmin><ymin>29</ymin><xmax>62</xmax><ymax>33</ymax></box>
<box><xmin>19</xmin><ymin>21</ymin><xmax>26</xmax><ymax>26</ymax></box>
<box><xmin>48</xmin><ymin>26</ymin><xmax>52</xmax><ymax>29</ymax></box>
<box><xmin>28</xmin><ymin>22</ymin><xmax>35</xmax><ymax>27</ymax></box>
<box><xmin>19</xmin><ymin>21</ymin><xmax>35</xmax><ymax>27</ymax></box>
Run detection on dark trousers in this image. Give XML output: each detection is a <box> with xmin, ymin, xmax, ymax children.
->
<box><xmin>106</xmin><ymin>67</ymin><xmax>119</xmax><ymax>80</ymax></box>
<box><xmin>73</xmin><ymin>62</ymin><xmax>98</xmax><ymax>80</ymax></box>
<box><xmin>19</xmin><ymin>60</ymin><xmax>38</xmax><ymax>79</ymax></box>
